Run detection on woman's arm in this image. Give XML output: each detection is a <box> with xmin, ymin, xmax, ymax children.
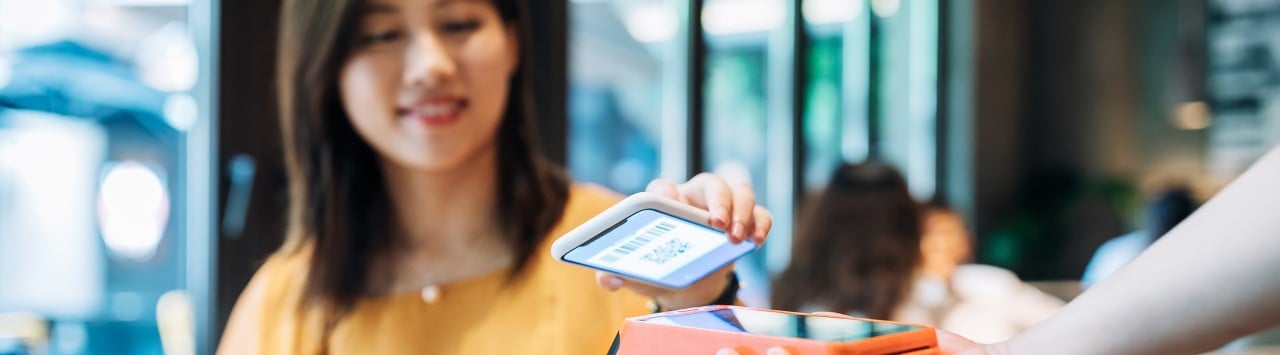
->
<box><xmin>955</xmin><ymin>147</ymin><xmax>1280</xmax><ymax>355</ymax></box>
<box><xmin>214</xmin><ymin>253</ymin><xmax>311</xmax><ymax>355</ymax></box>
<box><xmin>216</xmin><ymin>264</ymin><xmax>271</xmax><ymax>354</ymax></box>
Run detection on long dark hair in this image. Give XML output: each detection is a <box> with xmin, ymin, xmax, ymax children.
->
<box><xmin>771</xmin><ymin>162</ymin><xmax>922</xmax><ymax>319</ymax></box>
<box><xmin>275</xmin><ymin>0</ymin><xmax>568</xmax><ymax>319</ymax></box>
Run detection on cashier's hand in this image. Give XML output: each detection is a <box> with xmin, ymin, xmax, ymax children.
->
<box><xmin>934</xmin><ymin>329</ymin><xmax>1009</xmax><ymax>355</ymax></box>
<box><xmin>596</xmin><ymin>173</ymin><xmax>772</xmax><ymax>310</ymax></box>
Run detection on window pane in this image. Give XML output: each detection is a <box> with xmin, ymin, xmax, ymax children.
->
<box><xmin>802</xmin><ymin>36</ymin><xmax>844</xmax><ymax>189</ymax></box>
<box><xmin>799</xmin><ymin>0</ymin><xmax>936</xmax><ymax>199</ymax></box>
<box><xmin>801</xmin><ymin>0</ymin><xmax>869</xmax><ymax>191</ymax></box>
<box><xmin>872</xmin><ymin>0</ymin><xmax>938</xmax><ymax>199</ymax></box>
<box><xmin>569</xmin><ymin>0</ymin><xmax>686</xmax><ymax>194</ymax></box>
<box><xmin>702</xmin><ymin>0</ymin><xmax>796</xmax><ymax>307</ymax></box>
<box><xmin>1206</xmin><ymin>0</ymin><xmax>1280</xmax><ymax>178</ymax></box>
<box><xmin>0</xmin><ymin>1</ymin><xmax>207</xmax><ymax>353</ymax></box>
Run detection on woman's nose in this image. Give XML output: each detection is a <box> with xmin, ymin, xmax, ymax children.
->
<box><xmin>403</xmin><ymin>32</ymin><xmax>458</xmax><ymax>88</ymax></box>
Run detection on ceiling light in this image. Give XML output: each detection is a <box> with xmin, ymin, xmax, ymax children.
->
<box><xmin>624</xmin><ymin>3</ymin><xmax>679</xmax><ymax>43</ymax></box>
<box><xmin>703</xmin><ymin>0</ymin><xmax>785</xmax><ymax>36</ymax></box>
<box><xmin>97</xmin><ymin>161</ymin><xmax>170</xmax><ymax>261</ymax></box>
<box><xmin>870</xmin><ymin>0</ymin><xmax>901</xmax><ymax>18</ymax></box>
<box><xmin>804</xmin><ymin>0</ymin><xmax>862</xmax><ymax>25</ymax></box>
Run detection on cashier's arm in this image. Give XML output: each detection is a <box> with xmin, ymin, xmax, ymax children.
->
<box><xmin>728</xmin><ymin>149</ymin><xmax>1280</xmax><ymax>355</ymax></box>
<box><xmin>990</xmin><ymin>147</ymin><xmax>1280</xmax><ymax>355</ymax></box>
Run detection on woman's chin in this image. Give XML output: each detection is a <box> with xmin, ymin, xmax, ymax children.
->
<box><xmin>389</xmin><ymin>156</ymin><xmax>464</xmax><ymax>172</ymax></box>
<box><xmin>369</xmin><ymin>133</ymin><xmax>498</xmax><ymax>174</ymax></box>
<box><xmin>382</xmin><ymin>149</ymin><xmax>487</xmax><ymax>174</ymax></box>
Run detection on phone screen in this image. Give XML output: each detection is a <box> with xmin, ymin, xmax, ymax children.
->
<box><xmin>561</xmin><ymin>209</ymin><xmax>754</xmax><ymax>288</ymax></box>
<box><xmin>640</xmin><ymin>307</ymin><xmax>921</xmax><ymax>342</ymax></box>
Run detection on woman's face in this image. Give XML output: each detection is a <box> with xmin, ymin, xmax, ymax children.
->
<box><xmin>922</xmin><ymin>210</ymin><xmax>972</xmax><ymax>266</ymax></box>
<box><xmin>340</xmin><ymin>0</ymin><xmax>517</xmax><ymax>171</ymax></box>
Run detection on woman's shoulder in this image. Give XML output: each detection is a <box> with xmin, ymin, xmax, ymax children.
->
<box><xmin>232</xmin><ymin>243</ymin><xmax>315</xmax><ymax>316</ymax></box>
<box><xmin>218</xmin><ymin>243</ymin><xmax>321</xmax><ymax>353</ymax></box>
<box><xmin>949</xmin><ymin>264</ymin><xmax>1026</xmax><ymax>302</ymax></box>
<box><xmin>950</xmin><ymin>264</ymin><xmax>1065</xmax><ymax>308</ymax></box>
<box><xmin>560</xmin><ymin>183</ymin><xmax>624</xmax><ymax>223</ymax></box>
<box><xmin>257</xmin><ymin>242</ymin><xmax>314</xmax><ymax>289</ymax></box>
<box><xmin>534</xmin><ymin>183</ymin><xmax>624</xmax><ymax>256</ymax></box>
<box><xmin>569</xmin><ymin>183</ymin><xmax>624</xmax><ymax>208</ymax></box>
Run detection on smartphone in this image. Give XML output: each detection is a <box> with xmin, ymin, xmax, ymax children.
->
<box><xmin>617</xmin><ymin>306</ymin><xmax>939</xmax><ymax>355</ymax></box>
<box><xmin>550</xmin><ymin>192</ymin><xmax>756</xmax><ymax>289</ymax></box>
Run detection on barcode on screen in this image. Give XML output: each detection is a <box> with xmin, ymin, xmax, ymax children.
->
<box><xmin>598</xmin><ymin>220</ymin><xmax>676</xmax><ymax>264</ymax></box>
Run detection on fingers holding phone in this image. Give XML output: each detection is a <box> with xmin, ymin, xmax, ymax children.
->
<box><xmin>552</xmin><ymin>187</ymin><xmax>767</xmax><ymax>310</ymax></box>
<box><xmin>648</xmin><ymin>175</ymin><xmax>773</xmax><ymax>244</ymax></box>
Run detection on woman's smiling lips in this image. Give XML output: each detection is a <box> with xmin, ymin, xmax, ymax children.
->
<box><xmin>397</xmin><ymin>96</ymin><xmax>467</xmax><ymax>126</ymax></box>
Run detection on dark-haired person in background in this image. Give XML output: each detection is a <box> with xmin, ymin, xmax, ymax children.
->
<box><xmin>1082</xmin><ymin>186</ymin><xmax>1197</xmax><ymax>288</ymax></box>
<box><xmin>772</xmin><ymin>162</ymin><xmax>1060</xmax><ymax>344</ymax></box>
<box><xmin>216</xmin><ymin>0</ymin><xmax>772</xmax><ymax>353</ymax></box>
<box><xmin>772</xmin><ymin>162</ymin><xmax>923</xmax><ymax>321</ymax></box>
<box><xmin>913</xmin><ymin>204</ymin><xmax>1063</xmax><ymax>343</ymax></box>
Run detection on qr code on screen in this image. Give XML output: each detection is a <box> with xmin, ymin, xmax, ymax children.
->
<box><xmin>642</xmin><ymin>239</ymin><xmax>691</xmax><ymax>264</ymax></box>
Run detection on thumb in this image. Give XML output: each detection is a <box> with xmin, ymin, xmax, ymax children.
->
<box><xmin>595</xmin><ymin>272</ymin><xmax>624</xmax><ymax>291</ymax></box>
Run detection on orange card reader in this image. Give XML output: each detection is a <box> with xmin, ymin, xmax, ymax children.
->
<box><xmin>616</xmin><ymin>305</ymin><xmax>939</xmax><ymax>355</ymax></box>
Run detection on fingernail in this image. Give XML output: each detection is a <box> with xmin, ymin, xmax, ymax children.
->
<box><xmin>731</xmin><ymin>222</ymin><xmax>745</xmax><ymax>240</ymax></box>
<box><xmin>716</xmin><ymin>349</ymin><xmax>740</xmax><ymax>355</ymax></box>
<box><xmin>607</xmin><ymin>277</ymin><xmax>623</xmax><ymax>288</ymax></box>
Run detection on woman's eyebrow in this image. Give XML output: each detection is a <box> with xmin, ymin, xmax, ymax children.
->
<box><xmin>358</xmin><ymin>2</ymin><xmax>398</xmax><ymax>15</ymax></box>
<box><xmin>434</xmin><ymin>0</ymin><xmax>487</xmax><ymax>8</ymax></box>
<box><xmin>358</xmin><ymin>0</ymin><xmax>486</xmax><ymax>16</ymax></box>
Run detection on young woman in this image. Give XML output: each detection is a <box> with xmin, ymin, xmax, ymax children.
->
<box><xmin>217</xmin><ymin>0</ymin><xmax>771</xmax><ymax>353</ymax></box>
<box><xmin>771</xmin><ymin>161</ymin><xmax>923</xmax><ymax>320</ymax></box>
<box><xmin>907</xmin><ymin>205</ymin><xmax>1062</xmax><ymax>344</ymax></box>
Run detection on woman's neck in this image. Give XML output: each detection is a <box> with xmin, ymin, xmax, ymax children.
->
<box><xmin>375</xmin><ymin>144</ymin><xmax>513</xmax><ymax>292</ymax></box>
<box><xmin>376</xmin><ymin>143</ymin><xmax>506</xmax><ymax>262</ymax></box>
<box><xmin>921</xmin><ymin>259</ymin><xmax>957</xmax><ymax>283</ymax></box>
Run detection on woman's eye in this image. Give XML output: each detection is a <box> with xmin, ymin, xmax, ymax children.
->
<box><xmin>357</xmin><ymin>30</ymin><xmax>403</xmax><ymax>46</ymax></box>
<box><xmin>440</xmin><ymin>21</ymin><xmax>480</xmax><ymax>34</ymax></box>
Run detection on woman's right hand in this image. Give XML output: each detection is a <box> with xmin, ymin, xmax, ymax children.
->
<box><xmin>596</xmin><ymin>173</ymin><xmax>773</xmax><ymax>311</ymax></box>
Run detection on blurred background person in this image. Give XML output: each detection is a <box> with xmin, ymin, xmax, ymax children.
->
<box><xmin>772</xmin><ymin>161</ymin><xmax>922</xmax><ymax>322</ymax></box>
<box><xmin>919</xmin><ymin>203</ymin><xmax>973</xmax><ymax>286</ymax></box>
<box><xmin>1082</xmin><ymin>186</ymin><xmax>1197</xmax><ymax>288</ymax></box>
<box><xmin>911</xmin><ymin>203</ymin><xmax>1065</xmax><ymax>343</ymax></box>
<box><xmin>773</xmin><ymin>162</ymin><xmax>1063</xmax><ymax>343</ymax></box>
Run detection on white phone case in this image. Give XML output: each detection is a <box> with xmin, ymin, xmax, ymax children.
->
<box><xmin>549</xmin><ymin>192</ymin><xmax>713</xmax><ymax>261</ymax></box>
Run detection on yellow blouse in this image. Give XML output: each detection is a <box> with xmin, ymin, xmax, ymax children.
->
<box><xmin>218</xmin><ymin>185</ymin><xmax>650</xmax><ymax>354</ymax></box>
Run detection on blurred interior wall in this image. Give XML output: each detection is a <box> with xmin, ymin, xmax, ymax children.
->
<box><xmin>950</xmin><ymin>0</ymin><xmax>1208</xmax><ymax>279</ymax></box>
<box><xmin>214</xmin><ymin>0</ymin><xmax>286</xmax><ymax>347</ymax></box>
